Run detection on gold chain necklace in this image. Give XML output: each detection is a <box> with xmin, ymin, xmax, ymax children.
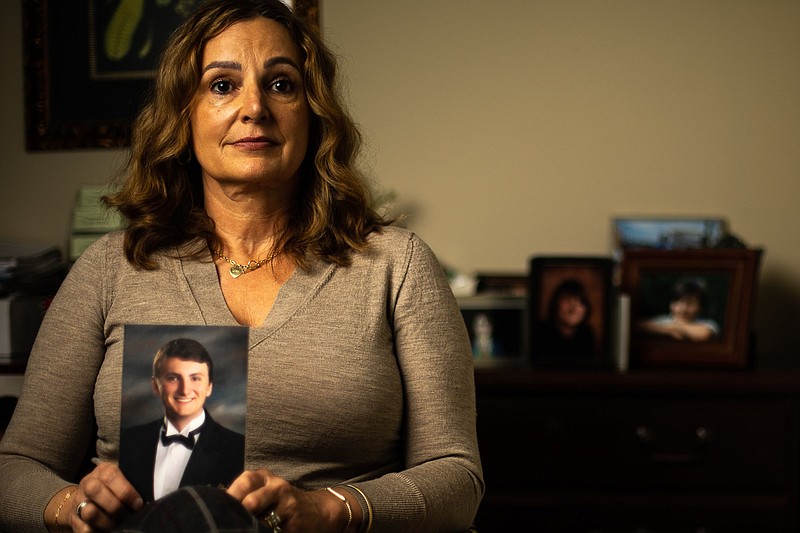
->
<box><xmin>212</xmin><ymin>248</ymin><xmax>281</xmax><ymax>279</ymax></box>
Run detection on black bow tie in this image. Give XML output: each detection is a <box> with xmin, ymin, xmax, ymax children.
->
<box><xmin>160</xmin><ymin>425</ymin><xmax>202</xmax><ymax>449</ymax></box>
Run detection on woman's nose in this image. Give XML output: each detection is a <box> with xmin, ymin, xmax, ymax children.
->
<box><xmin>242</xmin><ymin>84</ymin><xmax>268</xmax><ymax>122</ymax></box>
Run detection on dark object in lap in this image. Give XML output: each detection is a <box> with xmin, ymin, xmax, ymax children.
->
<box><xmin>114</xmin><ymin>485</ymin><xmax>269</xmax><ymax>533</ymax></box>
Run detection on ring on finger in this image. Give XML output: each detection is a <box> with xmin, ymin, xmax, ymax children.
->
<box><xmin>262</xmin><ymin>510</ymin><xmax>282</xmax><ymax>531</ymax></box>
<box><xmin>75</xmin><ymin>499</ymin><xmax>91</xmax><ymax>520</ymax></box>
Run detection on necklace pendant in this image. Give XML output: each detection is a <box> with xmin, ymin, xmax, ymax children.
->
<box><xmin>230</xmin><ymin>265</ymin><xmax>244</xmax><ymax>278</ymax></box>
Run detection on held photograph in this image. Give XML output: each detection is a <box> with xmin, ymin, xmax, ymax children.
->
<box><xmin>620</xmin><ymin>248</ymin><xmax>763</xmax><ymax>369</ymax></box>
<box><xmin>119</xmin><ymin>324</ymin><xmax>248</xmax><ymax>502</ymax></box>
<box><xmin>528</xmin><ymin>256</ymin><xmax>615</xmax><ymax>368</ymax></box>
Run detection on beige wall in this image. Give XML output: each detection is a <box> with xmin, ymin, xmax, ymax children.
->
<box><xmin>1</xmin><ymin>1</ymin><xmax>799</xmax><ymax>364</ymax></box>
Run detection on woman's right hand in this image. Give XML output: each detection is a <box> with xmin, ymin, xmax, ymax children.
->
<box><xmin>65</xmin><ymin>462</ymin><xmax>143</xmax><ymax>532</ymax></box>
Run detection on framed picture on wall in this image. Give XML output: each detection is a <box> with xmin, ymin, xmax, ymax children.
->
<box><xmin>620</xmin><ymin>248</ymin><xmax>762</xmax><ymax>369</ymax></box>
<box><xmin>528</xmin><ymin>256</ymin><xmax>615</xmax><ymax>368</ymax></box>
<box><xmin>458</xmin><ymin>295</ymin><xmax>527</xmax><ymax>368</ymax></box>
<box><xmin>22</xmin><ymin>0</ymin><xmax>320</xmax><ymax>150</ymax></box>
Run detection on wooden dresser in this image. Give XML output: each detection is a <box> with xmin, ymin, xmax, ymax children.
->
<box><xmin>473</xmin><ymin>368</ymin><xmax>800</xmax><ymax>532</ymax></box>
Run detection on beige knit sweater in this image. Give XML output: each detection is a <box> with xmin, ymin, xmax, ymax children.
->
<box><xmin>0</xmin><ymin>226</ymin><xmax>484</xmax><ymax>532</ymax></box>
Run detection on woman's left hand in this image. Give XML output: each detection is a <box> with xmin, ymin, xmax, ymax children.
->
<box><xmin>226</xmin><ymin>469</ymin><xmax>353</xmax><ymax>533</ymax></box>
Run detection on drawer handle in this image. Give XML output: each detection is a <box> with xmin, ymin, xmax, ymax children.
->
<box><xmin>635</xmin><ymin>425</ymin><xmax>711</xmax><ymax>464</ymax></box>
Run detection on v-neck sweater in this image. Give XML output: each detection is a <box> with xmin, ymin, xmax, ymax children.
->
<box><xmin>0</xmin><ymin>226</ymin><xmax>484</xmax><ymax>532</ymax></box>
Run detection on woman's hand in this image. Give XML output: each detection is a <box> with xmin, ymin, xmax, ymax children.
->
<box><xmin>226</xmin><ymin>469</ymin><xmax>358</xmax><ymax>533</ymax></box>
<box><xmin>67</xmin><ymin>462</ymin><xmax>143</xmax><ymax>532</ymax></box>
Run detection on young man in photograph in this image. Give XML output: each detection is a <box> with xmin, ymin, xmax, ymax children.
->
<box><xmin>120</xmin><ymin>338</ymin><xmax>244</xmax><ymax>502</ymax></box>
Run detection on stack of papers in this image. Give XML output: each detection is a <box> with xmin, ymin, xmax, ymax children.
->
<box><xmin>0</xmin><ymin>240</ymin><xmax>65</xmax><ymax>297</ymax></box>
<box><xmin>69</xmin><ymin>185</ymin><xmax>125</xmax><ymax>261</ymax></box>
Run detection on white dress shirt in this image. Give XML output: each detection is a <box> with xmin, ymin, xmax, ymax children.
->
<box><xmin>152</xmin><ymin>411</ymin><xmax>205</xmax><ymax>500</ymax></box>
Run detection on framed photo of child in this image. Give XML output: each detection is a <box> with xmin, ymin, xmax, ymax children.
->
<box><xmin>620</xmin><ymin>248</ymin><xmax>763</xmax><ymax>369</ymax></box>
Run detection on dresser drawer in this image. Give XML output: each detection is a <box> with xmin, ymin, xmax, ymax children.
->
<box><xmin>477</xmin><ymin>396</ymin><xmax>795</xmax><ymax>491</ymax></box>
<box><xmin>476</xmin><ymin>490</ymin><xmax>794</xmax><ymax>533</ymax></box>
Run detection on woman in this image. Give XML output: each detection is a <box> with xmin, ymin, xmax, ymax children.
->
<box><xmin>0</xmin><ymin>1</ymin><xmax>484</xmax><ymax>532</ymax></box>
<box><xmin>534</xmin><ymin>279</ymin><xmax>596</xmax><ymax>359</ymax></box>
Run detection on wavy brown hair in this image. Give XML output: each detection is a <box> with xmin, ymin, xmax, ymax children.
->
<box><xmin>105</xmin><ymin>0</ymin><xmax>388</xmax><ymax>269</ymax></box>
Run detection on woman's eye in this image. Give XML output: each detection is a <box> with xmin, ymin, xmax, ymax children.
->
<box><xmin>270</xmin><ymin>78</ymin><xmax>294</xmax><ymax>94</ymax></box>
<box><xmin>210</xmin><ymin>79</ymin><xmax>235</xmax><ymax>94</ymax></box>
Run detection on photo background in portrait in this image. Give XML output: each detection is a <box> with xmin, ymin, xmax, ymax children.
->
<box><xmin>121</xmin><ymin>324</ymin><xmax>248</xmax><ymax>434</ymax></box>
<box><xmin>636</xmin><ymin>272</ymin><xmax>730</xmax><ymax>338</ymax></box>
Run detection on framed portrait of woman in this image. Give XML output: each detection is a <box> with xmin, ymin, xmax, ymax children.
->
<box><xmin>528</xmin><ymin>256</ymin><xmax>615</xmax><ymax>368</ymax></box>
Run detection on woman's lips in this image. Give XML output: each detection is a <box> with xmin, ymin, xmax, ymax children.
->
<box><xmin>232</xmin><ymin>136</ymin><xmax>277</xmax><ymax>149</ymax></box>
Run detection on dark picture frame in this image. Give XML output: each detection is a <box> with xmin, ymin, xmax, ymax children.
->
<box><xmin>528</xmin><ymin>256</ymin><xmax>615</xmax><ymax>367</ymax></box>
<box><xmin>475</xmin><ymin>273</ymin><xmax>528</xmax><ymax>298</ymax></box>
<box><xmin>620</xmin><ymin>248</ymin><xmax>762</xmax><ymax>369</ymax></box>
<box><xmin>458</xmin><ymin>295</ymin><xmax>527</xmax><ymax>368</ymax></box>
<box><xmin>22</xmin><ymin>0</ymin><xmax>320</xmax><ymax>150</ymax></box>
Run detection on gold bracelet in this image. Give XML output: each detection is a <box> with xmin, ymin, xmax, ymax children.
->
<box><xmin>54</xmin><ymin>487</ymin><xmax>78</xmax><ymax>531</ymax></box>
<box><xmin>326</xmin><ymin>487</ymin><xmax>352</xmax><ymax>532</ymax></box>
<box><xmin>344</xmin><ymin>484</ymin><xmax>373</xmax><ymax>533</ymax></box>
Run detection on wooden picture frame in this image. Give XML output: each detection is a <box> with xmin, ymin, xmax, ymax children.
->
<box><xmin>620</xmin><ymin>248</ymin><xmax>762</xmax><ymax>369</ymax></box>
<box><xmin>528</xmin><ymin>256</ymin><xmax>615</xmax><ymax>368</ymax></box>
<box><xmin>22</xmin><ymin>0</ymin><xmax>320</xmax><ymax>150</ymax></box>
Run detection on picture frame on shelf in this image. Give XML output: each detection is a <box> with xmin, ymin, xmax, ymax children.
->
<box><xmin>620</xmin><ymin>248</ymin><xmax>762</xmax><ymax>369</ymax></box>
<box><xmin>613</xmin><ymin>217</ymin><xmax>727</xmax><ymax>251</ymax></box>
<box><xmin>458</xmin><ymin>295</ymin><xmax>527</xmax><ymax>368</ymax></box>
<box><xmin>475</xmin><ymin>273</ymin><xmax>528</xmax><ymax>297</ymax></box>
<box><xmin>528</xmin><ymin>256</ymin><xmax>615</xmax><ymax>368</ymax></box>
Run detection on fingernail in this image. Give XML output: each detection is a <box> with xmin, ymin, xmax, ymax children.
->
<box><xmin>133</xmin><ymin>497</ymin><xmax>144</xmax><ymax>510</ymax></box>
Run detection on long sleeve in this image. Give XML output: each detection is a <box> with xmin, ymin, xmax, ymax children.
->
<box><xmin>350</xmin><ymin>233</ymin><xmax>484</xmax><ymax>532</ymax></box>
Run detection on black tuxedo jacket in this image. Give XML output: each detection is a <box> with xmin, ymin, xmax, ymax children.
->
<box><xmin>119</xmin><ymin>411</ymin><xmax>245</xmax><ymax>502</ymax></box>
